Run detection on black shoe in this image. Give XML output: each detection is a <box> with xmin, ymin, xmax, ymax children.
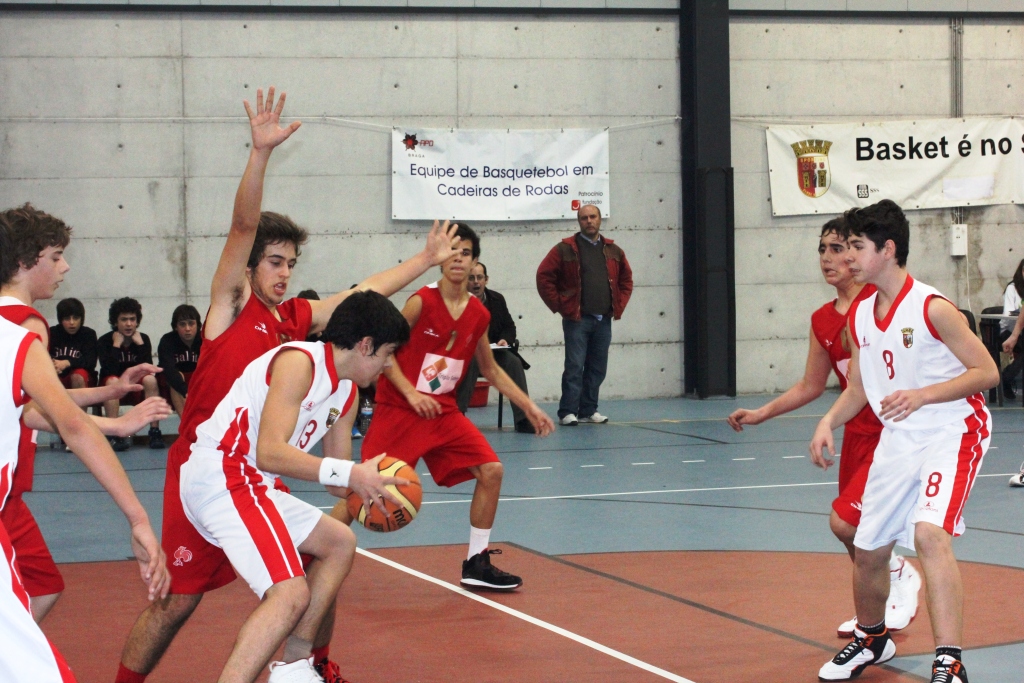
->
<box><xmin>514</xmin><ymin>420</ymin><xmax>534</xmax><ymax>434</ymax></box>
<box><xmin>109</xmin><ymin>436</ymin><xmax>131</xmax><ymax>452</ymax></box>
<box><xmin>461</xmin><ymin>549</ymin><xmax>522</xmax><ymax>591</ymax></box>
<box><xmin>148</xmin><ymin>427</ymin><xmax>165</xmax><ymax>450</ymax></box>
<box><xmin>818</xmin><ymin>629</ymin><xmax>895</xmax><ymax>680</ymax></box>
<box><xmin>1004</xmin><ymin>381</ymin><xmax>1016</xmax><ymax>400</ymax></box>
<box><xmin>931</xmin><ymin>655</ymin><xmax>967</xmax><ymax>683</ymax></box>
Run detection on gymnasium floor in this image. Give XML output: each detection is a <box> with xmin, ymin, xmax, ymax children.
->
<box><xmin>31</xmin><ymin>394</ymin><xmax>1024</xmax><ymax>683</ymax></box>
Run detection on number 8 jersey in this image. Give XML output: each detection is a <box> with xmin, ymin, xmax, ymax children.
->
<box><xmin>849</xmin><ymin>275</ymin><xmax>986</xmax><ymax>431</ymax></box>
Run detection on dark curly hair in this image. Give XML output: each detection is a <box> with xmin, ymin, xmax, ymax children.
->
<box><xmin>108</xmin><ymin>297</ymin><xmax>143</xmax><ymax>330</ymax></box>
<box><xmin>841</xmin><ymin>199</ymin><xmax>910</xmax><ymax>268</ymax></box>
<box><xmin>247</xmin><ymin>211</ymin><xmax>309</xmax><ymax>270</ymax></box>
<box><xmin>0</xmin><ymin>203</ymin><xmax>71</xmax><ymax>284</ymax></box>
<box><xmin>319</xmin><ymin>291</ymin><xmax>409</xmax><ymax>353</ymax></box>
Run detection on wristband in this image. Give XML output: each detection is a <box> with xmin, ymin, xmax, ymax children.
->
<box><xmin>319</xmin><ymin>457</ymin><xmax>354</xmax><ymax>488</ymax></box>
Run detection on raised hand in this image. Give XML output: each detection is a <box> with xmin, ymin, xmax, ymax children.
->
<box><xmin>423</xmin><ymin>220</ymin><xmax>461</xmax><ymax>266</ymax></box>
<box><xmin>243</xmin><ymin>86</ymin><xmax>302</xmax><ymax>153</ymax></box>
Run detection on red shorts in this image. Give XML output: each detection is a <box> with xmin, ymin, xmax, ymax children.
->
<box><xmin>58</xmin><ymin>368</ymin><xmax>92</xmax><ymax>389</ymax></box>
<box><xmin>0</xmin><ymin>496</ymin><xmax>64</xmax><ymax>597</ymax></box>
<box><xmin>101</xmin><ymin>375</ymin><xmax>144</xmax><ymax>406</ymax></box>
<box><xmin>157</xmin><ymin>371</ymin><xmax>193</xmax><ymax>400</ymax></box>
<box><xmin>362</xmin><ymin>406</ymin><xmax>500</xmax><ymax>487</ymax></box>
<box><xmin>832</xmin><ymin>428</ymin><xmax>881</xmax><ymax>528</ymax></box>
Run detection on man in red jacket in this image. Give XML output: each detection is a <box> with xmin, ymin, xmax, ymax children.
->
<box><xmin>536</xmin><ymin>205</ymin><xmax>633</xmax><ymax>426</ymax></box>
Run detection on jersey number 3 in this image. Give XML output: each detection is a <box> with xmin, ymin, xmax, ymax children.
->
<box><xmin>298</xmin><ymin>420</ymin><xmax>318</xmax><ymax>449</ymax></box>
<box><xmin>882</xmin><ymin>349</ymin><xmax>895</xmax><ymax>380</ymax></box>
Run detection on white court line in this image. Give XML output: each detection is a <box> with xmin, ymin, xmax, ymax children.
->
<box><xmin>529</xmin><ymin>467</ymin><xmax>553</xmax><ymax>470</ymax></box>
<box><xmin>783</xmin><ymin>456</ymin><xmax>805</xmax><ymax>459</ymax></box>
<box><xmin>356</xmin><ymin>547</ymin><xmax>698</xmax><ymax>683</ymax></box>
<box><xmin>732</xmin><ymin>458</ymin><xmax>755</xmax><ymax>461</ymax></box>
<box><xmin>632</xmin><ymin>462</ymin><xmax>655</xmax><ymax>466</ymax></box>
<box><xmin>581</xmin><ymin>464</ymin><xmax>604</xmax><ymax>468</ymax></box>
<box><xmin>682</xmin><ymin>459</ymin><xmax>705</xmax><ymax>463</ymax></box>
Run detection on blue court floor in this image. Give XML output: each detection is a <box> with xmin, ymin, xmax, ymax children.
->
<box><xmin>29</xmin><ymin>393</ymin><xmax>1024</xmax><ymax>682</ymax></box>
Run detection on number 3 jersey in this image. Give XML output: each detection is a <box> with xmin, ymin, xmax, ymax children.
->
<box><xmin>190</xmin><ymin>341</ymin><xmax>356</xmax><ymax>484</ymax></box>
<box><xmin>849</xmin><ymin>275</ymin><xmax>987</xmax><ymax>431</ymax></box>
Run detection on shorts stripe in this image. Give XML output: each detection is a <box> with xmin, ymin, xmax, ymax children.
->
<box><xmin>218</xmin><ymin>409</ymin><xmax>303</xmax><ymax>583</ymax></box>
<box><xmin>0</xmin><ymin>516</ymin><xmax>29</xmax><ymax>612</ymax></box>
<box><xmin>0</xmin><ymin>463</ymin><xmax>10</xmax><ymax>513</ymax></box>
<box><xmin>943</xmin><ymin>393</ymin><xmax>988</xmax><ymax>533</ymax></box>
<box><xmin>47</xmin><ymin>642</ymin><xmax>76</xmax><ymax>683</ymax></box>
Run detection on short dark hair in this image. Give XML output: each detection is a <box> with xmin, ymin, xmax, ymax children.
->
<box><xmin>57</xmin><ymin>298</ymin><xmax>85</xmax><ymax>322</ymax></box>
<box><xmin>475</xmin><ymin>261</ymin><xmax>488</xmax><ymax>277</ymax></box>
<box><xmin>0</xmin><ymin>203</ymin><xmax>72</xmax><ymax>283</ymax></box>
<box><xmin>842</xmin><ymin>200</ymin><xmax>910</xmax><ymax>268</ymax></box>
<box><xmin>453</xmin><ymin>222</ymin><xmax>480</xmax><ymax>260</ymax></box>
<box><xmin>108</xmin><ymin>297</ymin><xmax>143</xmax><ymax>330</ymax></box>
<box><xmin>319</xmin><ymin>291</ymin><xmax>410</xmax><ymax>354</ymax></box>
<box><xmin>171</xmin><ymin>304</ymin><xmax>201</xmax><ymax>329</ymax></box>
<box><xmin>819</xmin><ymin>216</ymin><xmax>845</xmax><ymax>238</ymax></box>
<box><xmin>247</xmin><ymin>211</ymin><xmax>309</xmax><ymax>270</ymax></box>
<box><xmin>296</xmin><ymin>289</ymin><xmax>320</xmax><ymax>300</ymax></box>
<box><xmin>0</xmin><ymin>223</ymin><xmax>16</xmax><ymax>287</ymax></box>
<box><xmin>1011</xmin><ymin>258</ymin><xmax>1024</xmax><ymax>300</ymax></box>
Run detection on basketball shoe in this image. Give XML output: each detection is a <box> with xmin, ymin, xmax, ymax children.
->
<box><xmin>931</xmin><ymin>655</ymin><xmax>968</xmax><ymax>683</ymax></box>
<box><xmin>819</xmin><ymin>628</ymin><xmax>895</xmax><ymax>681</ymax></box>
<box><xmin>578</xmin><ymin>412</ymin><xmax>609</xmax><ymax>424</ymax></box>
<box><xmin>268</xmin><ymin>657</ymin><xmax>325</xmax><ymax>683</ymax></box>
<box><xmin>461</xmin><ymin>549</ymin><xmax>523</xmax><ymax>591</ymax></box>
<box><xmin>315</xmin><ymin>657</ymin><xmax>355</xmax><ymax>683</ymax></box>
<box><xmin>1009</xmin><ymin>461</ymin><xmax>1024</xmax><ymax>487</ymax></box>
<box><xmin>837</xmin><ymin>555</ymin><xmax>920</xmax><ymax>637</ymax></box>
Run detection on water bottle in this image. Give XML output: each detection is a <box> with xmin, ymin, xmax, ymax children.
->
<box><xmin>357</xmin><ymin>396</ymin><xmax>374</xmax><ymax>435</ymax></box>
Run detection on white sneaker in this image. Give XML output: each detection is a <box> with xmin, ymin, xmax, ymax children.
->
<box><xmin>837</xmin><ymin>616</ymin><xmax>857</xmax><ymax>639</ymax></box>
<box><xmin>268</xmin><ymin>657</ymin><xmax>324</xmax><ymax>683</ymax></box>
<box><xmin>560</xmin><ymin>414</ymin><xmax>579</xmax><ymax>426</ymax></box>
<box><xmin>886</xmin><ymin>555</ymin><xmax>921</xmax><ymax>631</ymax></box>
<box><xmin>1010</xmin><ymin>461</ymin><xmax>1024</xmax><ymax>487</ymax></box>
<box><xmin>578</xmin><ymin>412</ymin><xmax>609</xmax><ymax>424</ymax></box>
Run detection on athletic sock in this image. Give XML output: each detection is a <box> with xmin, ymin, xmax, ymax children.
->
<box><xmin>857</xmin><ymin>619</ymin><xmax>886</xmax><ymax>636</ymax></box>
<box><xmin>935</xmin><ymin>646</ymin><xmax>962</xmax><ymax>661</ymax></box>
<box><xmin>889</xmin><ymin>552</ymin><xmax>904</xmax><ymax>572</ymax></box>
<box><xmin>115</xmin><ymin>663</ymin><xmax>147</xmax><ymax>683</ymax></box>
<box><xmin>312</xmin><ymin>644</ymin><xmax>330</xmax><ymax>663</ymax></box>
<box><xmin>468</xmin><ymin>526</ymin><xmax>491</xmax><ymax>559</ymax></box>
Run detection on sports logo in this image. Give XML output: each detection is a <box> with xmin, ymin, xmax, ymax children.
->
<box><xmin>790</xmin><ymin>139</ymin><xmax>832</xmax><ymax>198</ymax></box>
<box><xmin>416</xmin><ymin>353</ymin><xmax>464</xmax><ymax>395</ymax></box>
<box><xmin>902</xmin><ymin>327</ymin><xmax>914</xmax><ymax>348</ymax></box>
<box><xmin>421</xmin><ymin>357</ymin><xmax>447</xmax><ymax>392</ymax></box>
<box><xmin>173</xmin><ymin>546</ymin><xmax>193</xmax><ymax>566</ymax></box>
<box><xmin>326</xmin><ymin>407</ymin><xmax>340</xmax><ymax>428</ymax></box>
<box><xmin>571</xmin><ymin>199</ymin><xmax>581</xmax><ymax>211</ymax></box>
<box><xmin>402</xmin><ymin>133</ymin><xmax>433</xmax><ymax>150</ymax></box>
<box><xmin>302</xmin><ymin>401</ymin><xmax>314</xmax><ymax>412</ymax></box>
<box><xmin>254</xmin><ymin>322</ymin><xmax>268</xmax><ymax>334</ymax></box>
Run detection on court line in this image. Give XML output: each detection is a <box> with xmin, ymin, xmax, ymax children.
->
<box><xmin>356</xmin><ymin>547</ymin><xmax>698</xmax><ymax>683</ymax></box>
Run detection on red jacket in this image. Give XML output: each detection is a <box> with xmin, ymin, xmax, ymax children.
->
<box><xmin>536</xmin><ymin>234</ymin><xmax>633</xmax><ymax>321</ymax></box>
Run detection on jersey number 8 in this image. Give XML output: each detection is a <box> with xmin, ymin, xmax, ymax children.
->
<box><xmin>882</xmin><ymin>349</ymin><xmax>895</xmax><ymax>380</ymax></box>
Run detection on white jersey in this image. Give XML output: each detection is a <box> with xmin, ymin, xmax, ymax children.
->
<box><xmin>850</xmin><ymin>275</ymin><xmax>987</xmax><ymax>431</ymax></box>
<box><xmin>0</xmin><ymin>317</ymin><xmax>37</xmax><ymax>509</ymax></box>
<box><xmin>191</xmin><ymin>341</ymin><xmax>356</xmax><ymax>482</ymax></box>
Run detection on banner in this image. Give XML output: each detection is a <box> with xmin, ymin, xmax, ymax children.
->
<box><xmin>391</xmin><ymin>128</ymin><xmax>609</xmax><ymax>221</ymax></box>
<box><xmin>766</xmin><ymin>117</ymin><xmax>1024</xmax><ymax>216</ymax></box>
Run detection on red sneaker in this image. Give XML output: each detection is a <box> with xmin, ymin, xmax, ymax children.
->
<box><xmin>315</xmin><ymin>658</ymin><xmax>354</xmax><ymax>683</ymax></box>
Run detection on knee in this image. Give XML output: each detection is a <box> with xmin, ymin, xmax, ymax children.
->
<box><xmin>70</xmin><ymin>375</ymin><xmax>86</xmax><ymax>389</ymax></box>
<box><xmin>267</xmin><ymin>577</ymin><xmax>310</xmax><ymax>619</ymax></box>
<box><xmin>830</xmin><ymin>513</ymin><xmax>857</xmax><ymax>546</ymax></box>
<box><xmin>104</xmin><ymin>376</ymin><xmax>120</xmax><ymax>387</ymax></box>
<box><xmin>477</xmin><ymin>462</ymin><xmax>504</xmax><ymax>488</ymax></box>
<box><xmin>142</xmin><ymin>375</ymin><xmax>158</xmax><ymax>391</ymax></box>
<box><xmin>153</xmin><ymin>592</ymin><xmax>203</xmax><ymax>627</ymax></box>
<box><xmin>914</xmin><ymin>523</ymin><xmax>952</xmax><ymax>558</ymax></box>
<box><xmin>854</xmin><ymin>546</ymin><xmax>890</xmax><ymax>572</ymax></box>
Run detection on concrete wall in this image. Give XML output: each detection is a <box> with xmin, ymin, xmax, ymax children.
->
<box><xmin>0</xmin><ymin>11</ymin><xmax>682</xmax><ymax>402</ymax></box>
<box><xmin>730</xmin><ymin>15</ymin><xmax>1024</xmax><ymax>392</ymax></box>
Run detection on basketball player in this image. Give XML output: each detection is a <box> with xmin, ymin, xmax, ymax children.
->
<box><xmin>811</xmin><ymin>200</ymin><xmax>997</xmax><ymax>683</ymax></box>
<box><xmin>0</xmin><ymin>222</ymin><xmax>170</xmax><ymax>683</ymax></box>
<box><xmin>726</xmin><ymin>217</ymin><xmax>921</xmax><ymax>637</ymax></box>
<box><xmin>0</xmin><ymin>204</ymin><xmax>170</xmax><ymax>624</ymax></box>
<box><xmin>357</xmin><ymin>224</ymin><xmax>555</xmax><ymax>591</ymax></box>
<box><xmin>179</xmin><ymin>292</ymin><xmax>408</xmax><ymax>683</ymax></box>
<box><xmin>115</xmin><ymin>86</ymin><xmax>462</xmax><ymax>683</ymax></box>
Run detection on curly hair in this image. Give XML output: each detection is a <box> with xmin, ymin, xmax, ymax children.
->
<box><xmin>247</xmin><ymin>212</ymin><xmax>309</xmax><ymax>269</ymax></box>
<box><xmin>108</xmin><ymin>297</ymin><xmax>143</xmax><ymax>330</ymax></box>
<box><xmin>841</xmin><ymin>200</ymin><xmax>910</xmax><ymax>267</ymax></box>
<box><xmin>0</xmin><ymin>203</ymin><xmax>71</xmax><ymax>283</ymax></box>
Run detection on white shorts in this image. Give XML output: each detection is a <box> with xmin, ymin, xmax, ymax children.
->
<box><xmin>0</xmin><ymin>524</ymin><xmax>74</xmax><ymax>683</ymax></box>
<box><xmin>179</xmin><ymin>452</ymin><xmax>323</xmax><ymax>599</ymax></box>
<box><xmin>854</xmin><ymin>407</ymin><xmax>990</xmax><ymax>552</ymax></box>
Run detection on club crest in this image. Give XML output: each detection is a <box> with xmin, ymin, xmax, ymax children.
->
<box><xmin>902</xmin><ymin>327</ymin><xmax>914</xmax><ymax>348</ymax></box>
<box><xmin>326</xmin><ymin>407</ymin><xmax>340</xmax><ymax>428</ymax></box>
<box><xmin>791</xmin><ymin>139</ymin><xmax>832</xmax><ymax>198</ymax></box>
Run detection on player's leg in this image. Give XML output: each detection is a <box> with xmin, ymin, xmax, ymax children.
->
<box><xmin>117</xmin><ymin>593</ymin><xmax>204</xmax><ymax>681</ymax></box>
<box><xmin>558</xmin><ymin>317</ymin><xmax>588</xmax><ymax>423</ymax></box>
<box><xmin>141</xmin><ymin>375</ymin><xmax>164</xmax><ymax>448</ymax></box>
<box><xmin>578</xmin><ymin>315</ymin><xmax>611</xmax><ymax>422</ymax></box>
<box><xmin>914</xmin><ymin>523</ymin><xmax>962</xmax><ymax>645</ymax></box>
<box><xmin>224</xmin><ymin>578</ymin><xmax>309</xmax><ymax>683</ymax></box>
<box><xmin>1</xmin><ymin>496</ymin><xmax>65</xmax><ymax>624</ymax></box>
<box><xmin>852</xmin><ymin>541</ymin><xmax>895</xmax><ymax>628</ymax></box>
<box><xmin>67</xmin><ymin>369</ymin><xmax>87</xmax><ymax>390</ymax></box>
<box><xmin>829</xmin><ymin>510</ymin><xmax>857</xmax><ymax>560</ymax></box>
<box><xmin>169</xmin><ymin>387</ymin><xmax>186</xmax><ymax>416</ymax></box>
<box><xmin>102</xmin><ymin>375</ymin><xmax>121</xmax><ymax>419</ymax></box>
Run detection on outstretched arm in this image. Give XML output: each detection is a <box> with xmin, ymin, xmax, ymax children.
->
<box><xmin>20</xmin><ymin>340</ymin><xmax>170</xmax><ymax>601</ymax></box>
<box><xmin>23</xmin><ymin>396</ymin><xmax>173</xmax><ymax>438</ymax></box>
<box><xmin>307</xmin><ymin>221</ymin><xmax>460</xmax><ymax>334</ymax></box>
<box><xmin>728</xmin><ymin>326</ymin><xmax>832</xmax><ymax>432</ymax></box>
<box><xmin>475</xmin><ymin>334</ymin><xmax>554</xmax><ymax>436</ymax></box>
<box><xmin>810</xmin><ymin>333</ymin><xmax>869</xmax><ymax>470</ymax></box>
<box><xmin>204</xmin><ymin>86</ymin><xmax>302</xmax><ymax>342</ymax></box>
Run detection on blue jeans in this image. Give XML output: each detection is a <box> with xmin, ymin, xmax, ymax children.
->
<box><xmin>559</xmin><ymin>316</ymin><xmax>612</xmax><ymax>419</ymax></box>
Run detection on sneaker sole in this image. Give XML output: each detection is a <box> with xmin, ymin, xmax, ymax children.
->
<box><xmin>460</xmin><ymin>578</ymin><xmax>522</xmax><ymax>591</ymax></box>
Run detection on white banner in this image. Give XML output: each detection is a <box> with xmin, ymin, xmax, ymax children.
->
<box><xmin>391</xmin><ymin>128</ymin><xmax>609</xmax><ymax>221</ymax></box>
<box><xmin>766</xmin><ymin>117</ymin><xmax>1024</xmax><ymax>217</ymax></box>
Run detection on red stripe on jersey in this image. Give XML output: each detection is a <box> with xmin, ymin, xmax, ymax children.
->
<box><xmin>11</xmin><ymin>331</ymin><xmax>39</xmax><ymax>407</ymax></box>
<box><xmin>943</xmin><ymin>393</ymin><xmax>988</xmax><ymax>534</ymax></box>
<box><xmin>218</xmin><ymin>408</ymin><xmax>304</xmax><ymax>584</ymax></box>
<box><xmin>324</xmin><ymin>343</ymin><xmax>340</xmax><ymax>393</ymax></box>
<box><xmin>873</xmin><ymin>275</ymin><xmax>915</xmax><ymax>332</ymax></box>
<box><xmin>48</xmin><ymin>642</ymin><xmax>77</xmax><ymax>683</ymax></box>
<box><xmin>265</xmin><ymin>347</ymin><xmax>316</xmax><ymax>393</ymax></box>
<box><xmin>0</xmin><ymin>514</ymin><xmax>30</xmax><ymax>612</ymax></box>
<box><xmin>0</xmin><ymin>464</ymin><xmax>10</xmax><ymax>513</ymax></box>
<box><xmin>922</xmin><ymin>294</ymin><xmax>955</xmax><ymax>342</ymax></box>
<box><xmin>848</xmin><ymin>299</ymin><xmax>861</xmax><ymax>349</ymax></box>
<box><xmin>341</xmin><ymin>383</ymin><xmax>357</xmax><ymax>418</ymax></box>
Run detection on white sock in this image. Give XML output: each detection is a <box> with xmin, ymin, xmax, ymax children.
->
<box><xmin>468</xmin><ymin>526</ymin><xmax>491</xmax><ymax>559</ymax></box>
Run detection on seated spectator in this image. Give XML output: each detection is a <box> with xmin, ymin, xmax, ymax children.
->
<box><xmin>49</xmin><ymin>297</ymin><xmax>98</xmax><ymax>389</ymax></box>
<box><xmin>1001</xmin><ymin>258</ymin><xmax>1024</xmax><ymax>399</ymax></box>
<box><xmin>455</xmin><ymin>261</ymin><xmax>533</xmax><ymax>433</ymax></box>
<box><xmin>98</xmin><ymin>297</ymin><xmax>162</xmax><ymax>450</ymax></box>
<box><xmin>157</xmin><ymin>304</ymin><xmax>202</xmax><ymax>416</ymax></box>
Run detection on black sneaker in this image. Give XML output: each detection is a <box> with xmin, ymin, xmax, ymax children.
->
<box><xmin>931</xmin><ymin>655</ymin><xmax>968</xmax><ymax>683</ymax></box>
<box><xmin>109</xmin><ymin>436</ymin><xmax>131</xmax><ymax>452</ymax></box>
<box><xmin>1004</xmin><ymin>381</ymin><xmax>1017</xmax><ymax>400</ymax></box>
<box><xmin>461</xmin><ymin>549</ymin><xmax>522</xmax><ymax>591</ymax></box>
<box><xmin>148</xmin><ymin>427</ymin><xmax>165</xmax><ymax>450</ymax></box>
<box><xmin>818</xmin><ymin>629</ymin><xmax>895</xmax><ymax>681</ymax></box>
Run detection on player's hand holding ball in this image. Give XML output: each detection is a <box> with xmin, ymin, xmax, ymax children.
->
<box><xmin>809</xmin><ymin>419</ymin><xmax>836</xmax><ymax>471</ymax></box>
<box><xmin>346</xmin><ymin>454</ymin><xmax>422</xmax><ymax>532</ymax></box>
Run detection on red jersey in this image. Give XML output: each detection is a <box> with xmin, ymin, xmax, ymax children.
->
<box><xmin>375</xmin><ymin>283</ymin><xmax>490</xmax><ymax>415</ymax></box>
<box><xmin>810</xmin><ymin>285</ymin><xmax>881</xmax><ymax>436</ymax></box>
<box><xmin>0</xmin><ymin>298</ymin><xmax>47</xmax><ymax>496</ymax></box>
<box><xmin>167</xmin><ymin>293</ymin><xmax>312</xmax><ymax>471</ymax></box>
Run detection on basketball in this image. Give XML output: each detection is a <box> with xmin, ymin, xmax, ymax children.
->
<box><xmin>346</xmin><ymin>457</ymin><xmax>422</xmax><ymax>532</ymax></box>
